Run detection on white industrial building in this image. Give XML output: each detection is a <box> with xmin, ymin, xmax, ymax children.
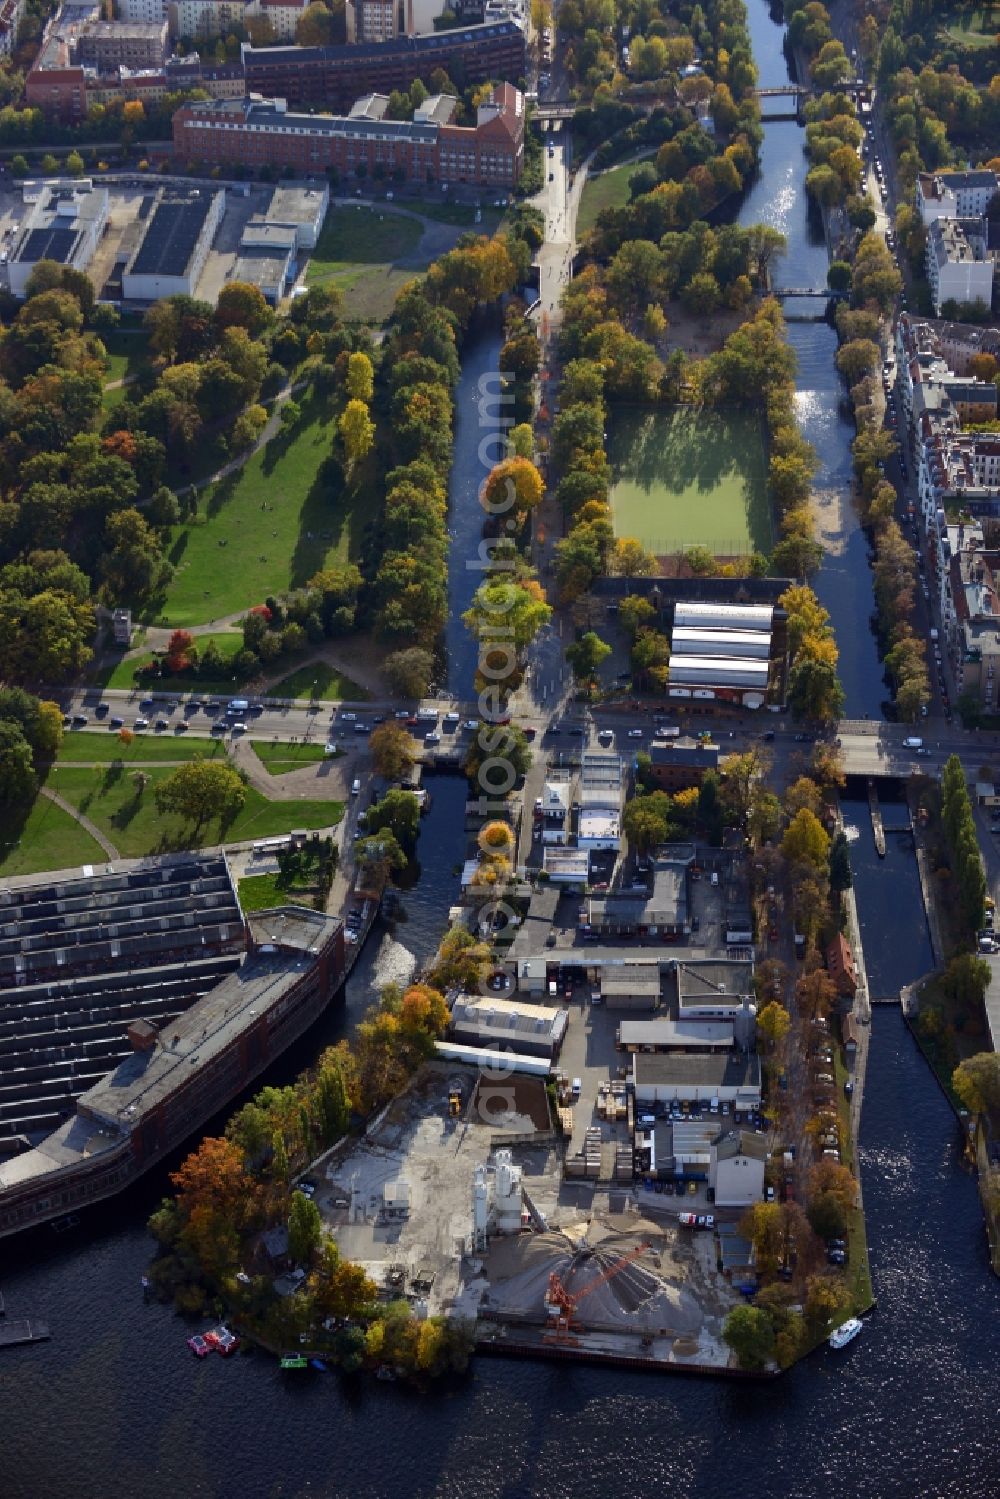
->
<box><xmin>675</xmin><ymin>959</ymin><xmax>756</xmax><ymax>1023</ymax></box>
<box><xmin>472</xmin><ymin>1148</ymin><xmax>525</xmax><ymax>1249</ymax></box>
<box><xmin>121</xmin><ymin>187</ymin><xmax>224</xmax><ymax>301</ymax></box>
<box><xmin>541</xmin><ymin>847</ymin><xmax>590</xmax><ymax>886</ymax></box>
<box><xmin>8</xmin><ymin>184</ymin><xmax>109</xmax><ymax>299</ymax></box>
<box><xmin>631</xmin><ymin>1051</ymin><xmax>762</xmax><ymax>1108</ymax></box>
<box><xmin>667</xmin><ymin>601</ymin><xmax>776</xmax><ymax>709</ymax></box>
<box><xmin>709</xmin><ymin>1130</ymin><xmax>767</xmax><ymax>1207</ymax></box>
<box><xmin>617</xmin><ymin>1017</ymin><xmax>735</xmax><ymax>1052</ymax></box>
<box><xmin>449</xmin><ymin>994</ymin><xmax>568</xmax><ymax>1059</ymax></box>
<box><xmin>267</xmin><ymin>183</ymin><xmax>329</xmax><ymax>248</ymax></box>
<box><xmin>538</xmin><ymin>779</ymin><xmax>570</xmax><ymax>845</ymax></box>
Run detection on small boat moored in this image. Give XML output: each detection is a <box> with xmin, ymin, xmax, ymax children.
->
<box><xmin>279</xmin><ymin>1355</ymin><xmax>308</xmax><ymax>1369</ymax></box>
<box><xmin>829</xmin><ymin>1316</ymin><xmax>863</xmax><ymax>1350</ymax></box>
<box><xmin>187</xmin><ymin>1334</ymin><xmax>211</xmax><ymax>1358</ymax></box>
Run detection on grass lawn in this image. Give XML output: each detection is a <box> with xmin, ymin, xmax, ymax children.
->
<box><xmin>96</xmin><ymin>631</ymin><xmax>245</xmax><ymax>690</ymax></box>
<box><xmin>578</xmin><ymin>156</ymin><xmax>654</xmax><ymax>235</ymax></box>
<box><xmin>267</xmin><ymin>661</ymin><xmax>369</xmax><ymax>701</ymax></box>
<box><xmin>608</xmin><ymin>405</ymin><xmax>771</xmax><ymax>555</ymax></box>
<box><xmin>102</xmin><ymin>327</ymin><xmax>151</xmax><ymax>386</ymax></box>
<box><xmin>46</xmin><ymin>765</ymin><xmax>343</xmax><ymax>859</ymax></box>
<box><xmin>410</xmin><ymin>200</ymin><xmax>504</xmax><ymax>229</ymax></box>
<box><xmin>252</xmin><ymin>741</ymin><xmax>333</xmax><ymax>775</ymax></box>
<box><xmin>306</xmin><ymin>205</ymin><xmax>425</xmax><ymax>318</ymax></box>
<box><xmin>237</xmin><ymin>870</ymin><xmax>318</xmax><ymax>911</ymax></box>
<box><xmin>0</xmin><ymin>794</ymin><xmax>105</xmax><ymax>878</ymax></box>
<box><xmin>941</xmin><ymin>6</ymin><xmax>999</xmax><ymax>45</ymax></box>
<box><xmin>156</xmin><ymin>391</ymin><xmax>369</xmax><ymax>627</ymax></box>
<box><xmin>55</xmin><ymin>732</ymin><xmax>225</xmax><ymax>764</ymax></box>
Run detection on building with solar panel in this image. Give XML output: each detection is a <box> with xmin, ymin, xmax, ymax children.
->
<box><xmin>121</xmin><ymin>186</ymin><xmax>225</xmax><ymax>301</ymax></box>
<box><xmin>7</xmin><ymin>183</ymin><xmax>109</xmax><ymax>298</ymax></box>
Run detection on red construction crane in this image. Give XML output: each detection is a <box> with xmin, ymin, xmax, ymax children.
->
<box><xmin>544</xmin><ymin>1242</ymin><xmax>650</xmax><ymax>1342</ymax></box>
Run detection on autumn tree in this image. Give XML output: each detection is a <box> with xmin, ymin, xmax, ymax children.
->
<box><xmin>370</xmin><ymin>721</ymin><xmax>415</xmax><ymax>779</ymax></box>
<box><xmin>952</xmin><ymin>1053</ymin><xmax>1000</xmax><ymax>1116</ymax></box>
<box><xmin>383</xmin><ymin>646</ymin><xmax>435</xmax><ymax>699</ymax></box>
<box><xmin>756</xmin><ymin>1000</ymin><xmax>791</xmax><ymax>1051</ymax></box>
<box><xmin>796</xmin><ymin>968</ymin><xmax>837</xmax><ymax>1022</ymax></box>
<box><xmin>339</xmin><ymin>398</ymin><xmax>375</xmax><ymax>466</ymax></box>
<box><xmin>481</xmin><ymin>457</ymin><xmax>544</xmax><ymax>522</ymax></box>
<box><xmin>345</xmin><ymin>351</ymin><xmax>374</xmax><ymax>403</ymax></box>
<box><xmin>781</xmin><ymin>808</ymin><xmax>830</xmax><ymax>869</ymax></box>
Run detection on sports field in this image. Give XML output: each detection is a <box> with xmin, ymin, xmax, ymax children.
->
<box><xmin>608</xmin><ymin>406</ymin><xmax>771</xmax><ymax>556</ymax></box>
<box><xmin>941</xmin><ymin>7</ymin><xmax>999</xmax><ymax>46</ymax></box>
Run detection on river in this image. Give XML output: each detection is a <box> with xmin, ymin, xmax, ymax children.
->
<box><xmin>3</xmin><ymin>6</ymin><xmax>999</xmax><ymax>1496</ymax></box>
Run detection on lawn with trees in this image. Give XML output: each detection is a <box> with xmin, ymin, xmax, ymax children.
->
<box><xmin>44</xmin><ymin>762</ymin><xmax>342</xmax><ymax>857</ymax></box>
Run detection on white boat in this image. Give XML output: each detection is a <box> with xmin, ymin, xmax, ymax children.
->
<box><xmin>828</xmin><ymin>1317</ymin><xmax>863</xmax><ymax>1350</ymax></box>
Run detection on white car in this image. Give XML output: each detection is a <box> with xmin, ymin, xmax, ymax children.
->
<box><xmin>340</xmin><ymin>711</ymin><xmax>357</xmax><ymax>721</ymax></box>
<box><xmin>443</xmin><ymin>711</ymin><xmax>461</xmax><ymax>724</ymax></box>
<box><xmin>424</xmin><ymin>731</ymin><xmax>441</xmax><ymax>745</ymax></box>
<box><xmin>628</xmin><ymin>728</ymin><xmax>644</xmax><ymax>738</ymax></box>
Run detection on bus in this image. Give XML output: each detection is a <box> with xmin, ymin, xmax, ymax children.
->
<box><xmin>251</xmin><ymin>836</ymin><xmax>292</xmax><ymax>858</ymax></box>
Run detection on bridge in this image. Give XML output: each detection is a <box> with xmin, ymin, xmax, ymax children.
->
<box><xmin>532</xmin><ymin>100</ymin><xmax>576</xmax><ymax>123</ymax></box>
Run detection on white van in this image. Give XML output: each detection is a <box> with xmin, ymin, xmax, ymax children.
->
<box><xmin>903</xmin><ymin>736</ymin><xmax>923</xmax><ymax>749</ymax></box>
<box><xmin>351</xmin><ymin>778</ymin><xmax>361</xmax><ymax>796</ymax></box>
<box><xmin>228</xmin><ymin>698</ymin><xmax>250</xmax><ymax>714</ymax></box>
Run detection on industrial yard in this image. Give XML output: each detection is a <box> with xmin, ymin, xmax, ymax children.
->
<box><xmin>310</xmin><ymin>1061</ymin><xmax>740</xmax><ymax>1371</ymax></box>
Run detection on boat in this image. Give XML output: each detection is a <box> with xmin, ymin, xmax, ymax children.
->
<box><xmin>187</xmin><ymin>1334</ymin><xmax>211</xmax><ymax>1358</ymax></box>
<box><xmin>309</xmin><ymin>1358</ymin><xmax>329</xmax><ymax>1372</ymax></box>
<box><xmin>279</xmin><ymin>1355</ymin><xmax>308</xmax><ymax>1369</ymax></box>
<box><xmin>828</xmin><ymin>1317</ymin><xmax>863</xmax><ymax>1350</ymax></box>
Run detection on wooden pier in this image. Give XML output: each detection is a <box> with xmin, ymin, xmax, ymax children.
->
<box><xmin>868</xmin><ymin>780</ymin><xmax>886</xmax><ymax>857</ymax></box>
<box><xmin>0</xmin><ymin>1318</ymin><xmax>50</xmax><ymax>1348</ymax></box>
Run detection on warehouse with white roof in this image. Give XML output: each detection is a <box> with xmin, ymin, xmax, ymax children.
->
<box><xmin>668</xmin><ymin>601</ymin><xmax>779</xmax><ymax>708</ymax></box>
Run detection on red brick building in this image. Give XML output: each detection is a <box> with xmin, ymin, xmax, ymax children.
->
<box><xmin>172</xmin><ymin>83</ymin><xmax>525</xmax><ymax>189</ymax></box>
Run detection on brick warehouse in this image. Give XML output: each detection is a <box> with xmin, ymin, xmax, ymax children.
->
<box><xmin>241</xmin><ymin>19</ymin><xmax>525</xmax><ymax>111</ymax></box>
<box><xmin>173</xmin><ymin>83</ymin><xmax>525</xmax><ymax>188</ymax></box>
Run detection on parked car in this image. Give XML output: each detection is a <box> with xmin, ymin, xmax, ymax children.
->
<box><xmin>678</xmin><ymin>1212</ymin><xmax>697</xmax><ymax>1227</ymax></box>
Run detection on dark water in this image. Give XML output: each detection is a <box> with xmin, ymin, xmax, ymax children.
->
<box><xmin>739</xmin><ymin>4</ymin><xmax>885</xmax><ymax>719</ymax></box>
<box><xmin>3</xmin><ymin>8</ymin><xmax>998</xmax><ymax>1496</ymax></box>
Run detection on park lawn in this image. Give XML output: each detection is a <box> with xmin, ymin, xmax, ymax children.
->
<box><xmin>156</xmin><ymin>392</ymin><xmax>369</xmax><ymax>627</ymax></box>
<box><xmin>267</xmin><ymin>661</ymin><xmax>369</xmax><ymax>701</ymax></box>
<box><xmin>410</xmin><ymin>200</ymin><xmax>504</xmax><ymax>229</ymax></box>
<box><xmin>55</xmin><ymin>732</ymin><xmax>225</xmax><ymax>764</ymax></box>
<box><xmin>0</xmin><ymin>794</ymin><xmax>105</xmax><ymax>878</ymax></box>
<box><xmin>307</xmin><ymin>205</ymin><xmax>423</xmax><ymax>283</ymax></box>
<box><xmin>941</xmin><ymin>6</ymin><xmax>999</xmax><ymax>46</ymax></box>
<box><xmin>46</xmin><ymin>765</ymin><xmax>343</xmax><ymax>859</ymax></box>
<box><xmin>252</xmin><ymin>741</ymin><xmax>332</xmax><ymax>775</ymax></box>
<box><xmin>306</xmin><ymin>205</ymin><xmax>428</xmax><ymax>321</ymax></box>
<box><xmin>608</xmin><ymin>405</ymin><xmax>771</xmax><ymax>556</ymax></box>
<box><xmin>238</xmin><ymin>870</ymin><xmax>318</xmax><ymax>911</ymax></box>
<box><xmin>102</xmin><ymin>327</ymin><xmax>151</xmax><ymax>386</ymax></box>
<box><xmin>97</xmin><ymin>631</ymin><xmax>244</xmax><ymax>690</ymax></box>
<box><xmin>578</xmin><ymin>156</ymin><xmax>654</xmax><ymax>236</ymax></box>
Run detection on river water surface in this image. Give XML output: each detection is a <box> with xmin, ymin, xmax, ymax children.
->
<box><xmin>3</xmin><ymin>5</ymin><xmax>998</xmax><ymax>1495</ymax></box>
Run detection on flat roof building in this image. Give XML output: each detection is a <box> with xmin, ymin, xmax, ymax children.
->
<box><xmin>675</xmin><ymin>958</ymin><xmax>754</xmax><ymax>1020</ymax></box>
<box><xmin>579</xmin><ymin>860</ymin><xmax>689</xmax><ymax>939</ymax></box>
<box><xmin>8</xmin><ymin>183</ymin><xmax>108</xmax><ymax>298</ymax></box>
<box><xmin>645</xmin><ymin>737</ymin><xmax>719</xmax><ymax>792</ymax></box>
<box><xmin>617</xmin><ymin>1018</ymin><xmax>735</xmax><ymax>1051</ymax></box>
<box><xmin>122</xmin><ymin>187</ymin><xmax>225</xmax><ymax>301</ymax></box>
<box><xmin>632</xmin><ymin>1051</ymin><xmax>762</xmax><ymax>1107</ymax></box>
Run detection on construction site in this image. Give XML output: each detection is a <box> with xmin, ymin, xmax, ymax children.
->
<box><xmin>310</xmin><ymin>1062</ymin><xmax>740</xmax><ymax>1374</ymax></box>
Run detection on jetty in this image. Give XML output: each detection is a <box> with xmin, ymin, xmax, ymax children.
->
<box><xmin>868</xmin><ymin>780</ymin><xmax>886</xmax><ymax>857</ymax></box>
<box><xmin>0</xmin><ymin>1319</ymin><xmax>50</xmax><ymax>1348</ymax></box>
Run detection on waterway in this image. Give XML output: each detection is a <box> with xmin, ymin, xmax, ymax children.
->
<box><xmin>741</xmin><ymin>3</ymin><xmax>886</xmax><ymax>719</ymax></box>
<box><xmin>3</xmin><ymin>7</ymin><xmax>999</xmax><ymax>1495</ymax></box>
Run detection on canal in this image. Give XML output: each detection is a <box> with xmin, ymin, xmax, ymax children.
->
<box><xmin>3</xmin><ymin>7</ymin><xmax>999</xmax><ymax>1496</ymax></box>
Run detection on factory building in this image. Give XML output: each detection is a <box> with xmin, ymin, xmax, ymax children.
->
<box><xmin>631</xmin><ymin>1051</ymin><xmax>762</xmax><ymax>1108</ymax></box>
<box><xmin>577</xmin><ymin>752</ymin><xmax>623</xmax><ymax>852</ymax></box>
<box><xmin>7</xmin><ymin>183</ymin><xmax>109</xmax><ymax>298</ymax></box>
<box><xmin>449</xmin><ymin>995</ymin><xmax>568</xmax><ymax>1059</ymax></box>
<box><xmin>579</xmin><ymin>859</ymin><xmax>689</xmax><ymax>942</ymax></box>
<box><xmin>709</xmin><ymin>1130</ymin><xmax>768</xmax><ymax>1207</ymax></box>
<box><xmin>674</xmin><ymin>958</ymin><xmax>755</xmax><ymax>1022</ymax></box>
<box><xmin>121</xmin><ymin>187</ymin><xmax>225</xmax><ymax>301</ymax></box>
<box><xmin>667</xmin><ymin>601</ymin><xmax>784</xmax><ymax>709</ymax></box>
<box><xmin>617</xmin><ymin>1017</ymin><xmax>735</xmax><ymax>1052</ymax></box>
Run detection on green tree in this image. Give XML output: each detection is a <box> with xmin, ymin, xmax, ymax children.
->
<box><xmin>723</xmin><ymin>1305</ymin><xmax>775</xmax><ymax>1370</ymax></box>
<box><xmin>828</xmin><ymin>830</ymin><xmax>852</xmax><ymax>892</ymax></box>
<box><xmin>383</xmin><ymin>646</ymin><xmax>435</xmax><ymax>699</ymax></box>
<box><xmin>288</xmin><ymin>1189</ymin><xmax>322</xmax><ymax>1263</ymax></box>
<box><xmin>0</xmin><ymin>720</ymin><xmax>37</xmax><ymax>804</ymax></box>
<box><xmin>566</xmin><ymin>630</ymin><xmax>612</xmax><ymax>690</ymax></box>
<box><xmin>623</xmin><ymin>797</ymin><xmax>670</xmax><ymax>854</ymax></box>
<box><xmin>154</xmin><ymin>758</ymin><xmax>247</xmax><ymax>830</ymax></box>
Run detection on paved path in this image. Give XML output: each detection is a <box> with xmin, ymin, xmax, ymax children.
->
<box><xmin>39</xmin><ymin>786</ymin><xmax>120</xmax><ymax>861</ymax></box>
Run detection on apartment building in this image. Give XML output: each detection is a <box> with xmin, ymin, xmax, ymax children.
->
<box><xmin>917</xmin><ymin>169</ymin><xmax>1000</xmax><ymax>226</ymax></box>
<box><xmin>925</xmin><ymin>217</ymin><xmax>995</xmax><ymax>316</ymax></box>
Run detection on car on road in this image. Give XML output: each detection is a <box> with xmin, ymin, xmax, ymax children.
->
<box><xmin>695</xmin><ymin>1214</ymin><xmax>715</xmax><ymax>1230</ymax></box>
<box><xmin>134</xmin><ymin>717</ymin><xmax>149</xmax><ymax>730</ymax></box>
<box><xmin>628</xmin><ymin>728</ymin><xmax>643</xmax><ymax>739</ymax></box>
<box><xmin>175</xmin><ymin>720</ymin><xmax>189</xmax><ymax>732</ymax></box>
<box><xmin>915</xmin><ymin>747</ymin><xmax>931</xmax><ymax>757</ymax></box>
<box><xmin>155</xmin><ymin>718</ymin><xmax>169</xmax><ymax>730</ymax></box>
<box><xmin>567</xmin><ymin>726</ymin><xmax>585</xmax><ymax>737</ymax></box>
<box><xmin>340</xmin><ymin>712</ymin><xmax>357</xmax><ymax>722</ymax></box>
<box><xmin>353</xmin><ymin>722</ymin><xmax>370</xmax><ymax>734</ymax></box>
<box><xmin>110</xmin><ymin>716</ymin><xmax>124</xmax><ymax>728</ymax></box>
<box><xmin>444</xmin><ymin>711</ymin><xmax>461</xmax><ymax>725</ymax></box>
<box><xmin>424</xmin><ymin>731</ymin><xmax>441</xmax><ymax>745</ymax></box>
<box><xmin>678</xmin><ymin>1212</ymin><xmax>697</xmax><ymax>1226</ymax></box>
<box><xmin>230</xmin><ymin>721</ymin><xmax>247</xmax><ymax>734</ymax></box>
<box><xmin>94</xmin><ymin>702</ymin><xmax>109</xmax><ymax>718</ymax></box>
<box><xmin>211</xmin><ymin>722</ymin><xmax>226</xmax><ymax>734</ymax></box>
<box><xmin>394</xmin><ymin>709</ymin><xmax>410</xmax><ymax>719</ymax></box>
<box><xmin>463</xmin><ymin>720</ymin><xmax>479</xmax><ymax>731</ymax></box>
<box><xmin>71</xmin><ymin>713</ymin><xmax>88</xmax><ymax>726</ymax></box>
